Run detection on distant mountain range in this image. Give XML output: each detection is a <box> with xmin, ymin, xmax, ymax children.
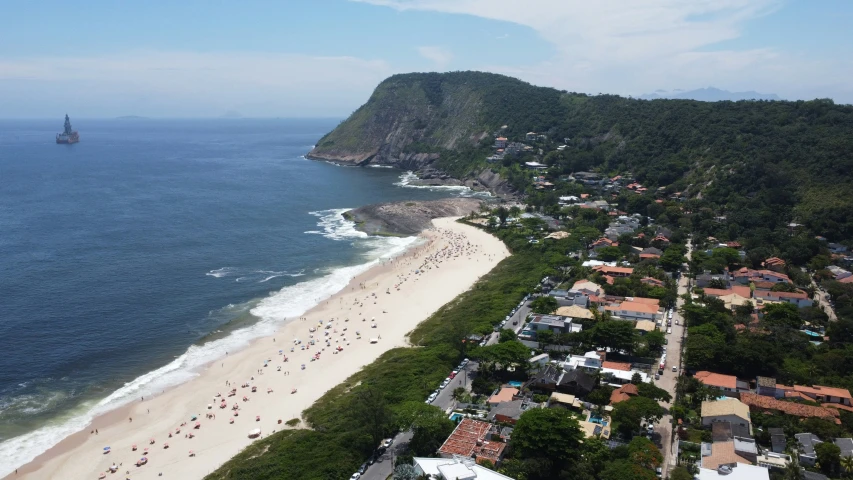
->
<box><xmin>640</xmin><ymin>87</ymin><xmax>781</xmax><ymax>102</ymax></box>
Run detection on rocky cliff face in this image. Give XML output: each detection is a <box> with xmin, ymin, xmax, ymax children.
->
<box><xmin>307</xmin><ymin>73</ymin><xmax>489</xmax><ymax>171</ymax></box>
<box><xmin>345</xmin><ymin>198</ymin><xmax>483</xmax><ymax>236</ymax></box>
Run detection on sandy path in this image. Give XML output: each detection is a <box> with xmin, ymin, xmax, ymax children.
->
<box><xmin>9</xmin><ymin>218</ymin><xmax>508</xmax><ymax>480</ymax></box>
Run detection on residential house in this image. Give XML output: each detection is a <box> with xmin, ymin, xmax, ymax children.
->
<box><xmin>554</xmin><ymin>305</ymin><xmax>595</xmax><ymax>321</ymax></box>
<box><xmin>414</xmin><ymin>457</ymin><xmax>515</xmax><ymax>480</ymax></box>
<box><xmin>571</xmin><ymin>280</ymin><xmax>604</xmax><ymax>298</ymax></box>
<box><xmin>557</xmin><ymin>369</ymin><xmax>596</xmax><ymax>397</ymax></box>
<box><xmin>711</xmin><ymin>421</ymin><xmax>752</xmax><ymax>442</ymax></box>
<box><xmin>590</xmin><ymin>237</ymin><xmax>619</xmax><ymax>251</ymax></box>
<box><xmin>438</xmin><ymin>418</ymin><xmax>506</xmax><ymax>465</ymax></box>
<box><xmin>782</xmin><ymin>384</ymin><xmax>853</xmax><ymax>406</ymax></box>
<box><xmin>702</xmin><ymin>285</ymin><xmax>753</xmax><ymax>300</ymax></box>
<box><xmin>525</xmin><ymin>132</ymin><xmax>537</xmax><ymax>141</ymax></box>
<box><xmin>563</xmin><ymin>351</ymin><xmax>603</xmax><ymax>373</ymax></box>
<box><xmin>697</xmin><ymin>464</ymin><xmax>770</xmax><ymax>480</ymax></box>
<box><xmin>548</xmin><ymin>392</ymin><xmax>583</xmax><ymax>411</ymax></box>
<box><xmin>695</xmin><ymin>371</ymin><xmax>749</xmax><ymax>394</ymax></box>
<box><xmin>697</xmin><ymin>272</ymin><xmax>732</xmax><ymax>289</ymax></box>
<box><xmin>602</xmin><ymin>300</ymin><xmax>662</xmax><ymax>321</ymax></box>
<box><xmin>829</xmin><ymin>243</ymin><xmax>849</xmax><ymax>254</ymax></box>
<box><xmin>641</xmin><ymin>247</ymin><xmax>664</xmax><ymax>258</ymax></box>
<box><xmin>756</xmin><ymin>377</ymin><xmax>782</xmax><ymax>398</ymax></box>
<box><xmin>795</xmin><ymin>433</ymin><xmax>821</xmax><ymax>466</ymax></box>
<box><xmin>524</xmin><ymin>161</ymin><xmax>547</xmax><ymax>170</ymax></box>
<box><xmin>834</xmin><ymin>438</ymin><xmax>853</xmax><ymax>459</ymax></box>
<box><xmin>768</xmin><ymin>427</ymin><xmax>787</xmax><ymax>453</ymax></box>
<box><xmin>610</xmin><ymin>383</ymin><xmax>639</xmax><ymax>404</ymax></box>
<box><xmin>762</xmin><ymin>257</ymin><xmax>786</xmax><ymax>272</ymax></box>
<box><xmin>700</xmin><ymin>439</ymin><xmax>758</xmax><ymax>470</ymax></box>
<box><xmin>488</xmin><ymin>400</ymin><xmax>526</xmax><ymax>425</ymax></box>
<box><xmin>753</xmin><ymin>290</ymin><xmax>813</xmax><ymax>308</ymax></box>
<box><xmin>732</xmin><ymin>268</ymin><xmax>792</xmax><ymax>285</ymax></box>
<box><xmin>527</xmin><ymin>314</ymin><xmax>582</xmax><ymax>335</ymax></box>
<box><xmin>739</xmin><ymin>392</ymin><xmax>840</xmax><ymax>423</ymax></box>
<box><xmin>641</xmin><ymin>277</ymin><xmax>665</xmax><ymax>288</ymax></box>
<box><xmin>828</xmin><ymin>265</ymin><xmax>852</xmax><ymax>281</ymax></box>
<box><xmin>525</xmin><ymin>364</ymin><xmax>562</xmax><ymax>392</ymax></box>
<box><xmin>719</xmin><ymin>293</ymin><xmax>753</xmax><ymax>312</ymax></box>
<box><xmin>634</xmin><ymin>320</ymin><xmax>657</xmax><ymax>333</ymax></box>
<box><xmin>494</xmin><ymin>137</ymin><xmax>507</xmax><ymax>149</ymax></box>
<box><xmin>701</xmin><ymin>399</ymin><xmax>752</xmax><ymax>433</ymax></box>
<box><xmin>487</xmin><ymin>387</ymin><xmax>519</xmax><ymax>406</ymax></box>
<box><xmin>592</xmin><ymin>265</ymin><xmax>634</xmax><ymax>277</ymax></box>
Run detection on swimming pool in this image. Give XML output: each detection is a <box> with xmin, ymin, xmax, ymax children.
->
<box><xmin>449</xmin><ymin>413</ymin><xmax>464</xmax><ymax>422</ymax></box>
<box><xmin>507</xmin><ymin>381</ymin><xmax>523</xmax><ymax>387</ymax></box>
<box><xmin>589</xmin><ymin>413</ymin><xmax>609</xmax><ymax>426</ymax></box>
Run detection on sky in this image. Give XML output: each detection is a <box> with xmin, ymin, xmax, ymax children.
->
<box><xmin>1</xmin><ymin>0</ymin><xmax>851</xmax><ymax>118</ymax></box>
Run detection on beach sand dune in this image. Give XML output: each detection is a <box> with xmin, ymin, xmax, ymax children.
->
<box><xmin>8</xmin><ymin>217</ymin><xmax>508</xmax><ymax>480</ymax></box>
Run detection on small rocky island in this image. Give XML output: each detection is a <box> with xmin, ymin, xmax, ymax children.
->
<box><xmin>345</xmin><ymin>198</ymin><xmax>483</xmax><ymax>236</ymax></box>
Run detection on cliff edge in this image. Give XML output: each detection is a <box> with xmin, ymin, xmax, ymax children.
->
<box><xmin>345</xmin><ymin>198</ymin><xmax>483</xmax><ymax>236</ymax></box>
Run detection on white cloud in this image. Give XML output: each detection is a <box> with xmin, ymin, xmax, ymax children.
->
<box><xmin>0</xmin><ymin>51</ymin><xmax>394</xmax><ymax>117</ymax></box>
<box><xmin>416</xmin><ymin>46</ymin><xmax>453</xmax><ymax>69</ymax></box>
<box><xmin>355</xmin><ymin>0</ymin><xmax>853</xmax><ymax>102</ymax></box>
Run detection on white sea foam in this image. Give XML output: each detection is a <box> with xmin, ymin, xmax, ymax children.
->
<box><xmin>207</xmin><ymin>268</ymin><xmax>305</xmax><ymax>283</ymax></box>
<box><xmin>0</xmin><ymin>221</ymin><xmax>418</xmax><ymax>477</ymax></box>
<box><xmin>305</xmin><ymin>208</ymin><xmax>368</xmax><ymax>240</ymax></box>
<box><xmin>394</xmin><ymin>171</ymin><xmax>491</xmax><ymax>198</ymax></box>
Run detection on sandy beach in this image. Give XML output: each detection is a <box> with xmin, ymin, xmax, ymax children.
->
<box><xmin>8</xmin><ymin>217</ymin><xmax>509</xmax><ymax>480</ymax></box>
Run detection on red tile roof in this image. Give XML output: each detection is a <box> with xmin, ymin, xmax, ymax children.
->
<box><xmin>641</xmin><ymin>277</ymin><xmax>665</xmax><ymax>287</ymax></box>
<box><xmin>438</xmin><ymin>418</ymin><xmax>506</xmax><ymax>463</ymax></box>
<box><xmin>604</xmin><ymin>301</ymin><xmax>660</xmax><ymax>314</ymax></box>
<box><xmin>602</xmin><ymin>360</ymin><xmax>632</xmax><ymax>371</ymax></box>
<box><xmin>592</xmin><ymin>266</ymin><xmax>634</xmax><ymax>275</ymax></box>
<box><xmin>763</xmin><ymin>257</ymin><xmax>786</xmax><ymax>267</ymax></box>
<box><xmin>703</xmin><ymin>286</ymin><xmax>752</xmax><ymax>299</ymax></box>
<box><xmin>694</xmin><ymin>371</ymin><xmax>738</xmax><ymax>390</ymax></box>
<box><xmin>640</xmin><ymin>253</ymin><xmax>661</xmax><ymax>259</ymax></box>
<box><xmin>790</xmin><ymin>384</ymin><xmax>852</xmax><ymax>400</ymax></box>
<box><xmin>739</xmin><ymin>392</ymin><xmax>840</xmax><ymax>423</ymax></box>
<box><xmin>610</xmin><ymin>384</ymin><xmax>639</xmax><ymax>404</ymax></box>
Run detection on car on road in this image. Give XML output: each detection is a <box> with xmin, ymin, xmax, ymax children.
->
<box><xmin>654</xmin><ymin>373</ymin><xmax>660</xmax><ymax>380</ymax></box>
<box><xmin>672</xmin><ymin>366</ymin><xmax>678</xmax><ymax>372</ymax></box>
<box><xmin>675</xmin><ymin>320</ymin><xmax>679</xmax><ymax>325</ymax></box>
<box><xmin>382</xmin><ymin>438</ymin><xmax>393</xmax><ymax>448</ymax></box>
<box><xmin>350</xmin><ymin>473</ymin><xmax>361</xmax><ymax>480</ymax></box>
<box><xmin>656</xmin><ymin>467</ymin><xmax>662</xmax><ymax>477</ymax></box>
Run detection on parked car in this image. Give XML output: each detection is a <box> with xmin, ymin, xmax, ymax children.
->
<box><xmin>672</xmin><ymin>366</ymin><xmax>678</xmax><ymax>372</ymax></box>
<box><xmin>654</xmin><ymin>373</ymin><xmax>660</xmax><ymax>380</ymax></box>
<box><xmin>382</xmin><ymin>438</ymin><xmax>393</xmax><ymax>448</ymax></box>
<box><xmin>358</xmin><ymin>463</ymin><xmax>368</xmax><ymax>474</ymax></box>
<box><xmin>350</xmin><ymin>473</ymin><xmax>361</xmax><ymax>480</ymax></box>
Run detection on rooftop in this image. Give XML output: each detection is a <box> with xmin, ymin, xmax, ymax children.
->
<box><xmin>414</xmin><ymin>457</ymin><xmax>515</xmax><ymax>480</ymax></box>
<box><xmin>701</xmin><ymin>399</ymin><xmax>751</xmax><ymax>421</ymax></box>
<box><xmin>604</xmin><ymin>301</ymin><xmax>660</xmax><ymax>314</ymax></box>
<box><xmin>701</xmin><ymin>441</ymin><xmax>755</xmax><ymax>470</ymax></box>
<box><xmin>695</xmin><ymin>371</ymin><xmax>739</xmax><ymax>390</ymax></box>
<box><xmin>740</xmin><ymin>392</ymin><xmax>840</xmax><ymax>423</ymax></box>
<box><xmin>697</xmin><ymin>464</ymin><xmax>770</xmax><ymax>480</ymax></box>
<box><xmin>438</xmin><ymin>418</ymin><xmax>506</xmax><ymax>464</ymax></box>
<box><xmin>488</xmin><ymin>387</ymin><xmax>519</xmax><ymax>405</ymax></box>
<box><xmin>554</xmin><ymin>305</ymin><xmax>594</xmax><ymax>320</ymax></box>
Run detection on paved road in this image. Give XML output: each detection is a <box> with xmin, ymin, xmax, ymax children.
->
<box><xmin>361</xmin><ymin>294</ymin><xmax>531</xmax><ymax>479</ymax></box>
<box><xmin>359</xmin><ymin>361</ymin><xmax>479</xmax><ymax>480</ymax></box>
<box><xmin>657</xmin><ymin>239</ymin><xmax>692</xmax><ymax>477</ymax></box>
<box><xmin>809</xmin><ymin>271</ymin><xmax>838</xmax><ymax>322</ymax></box>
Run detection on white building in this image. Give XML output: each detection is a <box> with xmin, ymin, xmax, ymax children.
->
<box><xmin>697</xmin><ymin>464</ymin><xmax>769</xmax><ymax>480</ymax></box>
<box><xmin>414</xmin><ymin>456</ymin><xmax>516</xmax><ymax>480</ymax></box>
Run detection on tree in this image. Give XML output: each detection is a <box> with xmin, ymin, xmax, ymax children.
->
<box><xmin>660</xmin><ymin>247</ymin><xmax>687</xmax><ymax>272</ymax></box>
<box><xmin>611</xmin><ymin>396</ymin><xmax>666</xmax><ymax>435</ymax></box>
<box><xmin>497</xmin><ymin>206</ymin><xmax>509</xmax><ymax>225</ymax></box>
<box><xmin>509</xmin><ymin>206</ymin><xmax>522</xmax><ymax>219</ymax></box>
<box><xmin>816</xmin><ymin>441</ymin><xmax>841</xmax><ymax>476</ymax></box>
<box><xmin>511</xmin><ymin>408</ymin><xmax>584</xmax><ymax>475</ymax></box>
<box><xmin>393</xmin><ymin>464</ymin><xmax>418</xmax><ymax>480</ymax></box>
<box><xmin>597</xmin><ymin>246</ymin><xmax>623</xmax><ymax>261</ymax></box>
<box><xmin>499</xmin><ymin>328</ymin><xmax>518</xmax><ymax>343</ymax></box>
<box><xmin>636</xmin><ymin>381</ymin><xmax>673</xmax><ymax>403</ymax></box>
<box><xmin>644</xmin><ymin>330</ymin><xmax>666</xmax><ymax>353</ymax></box>
<box><xmin>536</xmin><ymin>329</ymin><xmax>555</xmax><ymax>349</ymax></box>
<box><xmin>631</xmin><ymin>372</ymin><xmax>642</xmax><ymax>384</ymax></box>
<box><xmin>354</xmin><ymin>386</ymin><xmax>392</xmax><ymax>453</ymax></box>
<box><xmin>669</xmin><ymin>466</ymin><xmax>694</xmax><ymax>480</ymax></box>
<box><xmin>599</xmin><ymin>459</ymin><xmax>657</xmax><ymax>480</ymax></box>
<box><xmin>592</xmin><ymin>320</ymin><xmax>637</xmax><ymax>354</ymax></box>
<box><xmin>530</xmin><ymin>296</ymin><xmax>558</xmax><ymax>314</ymax></box>
<box><xmin>762</xmin><ymin>302</ymin><xmax>802</xmax><ymax>330</ymax></box>
<box><xmin>628</xmin><ymin>436</ymin><xmax>663</xmax><ymax>469</ymax></box>
<box><xmin>841</xmin><ymin>455</ymin><xmax>853</xmax><ymax>477</ymax></box>
<box><xmin>394</xmin><ymin>402</ymin><xmax>455</xmax><ymax>457</ymax></box>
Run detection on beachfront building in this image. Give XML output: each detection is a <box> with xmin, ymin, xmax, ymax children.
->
<box><xmin>414</xmin><ymin>456</ymin><xmax>515</xmax><ymax>480</ymax></box>
<box><xmin>561</xmin><ymin>351</ymin><xmax>649</xmax><ymax>385</ymax></box>
<box><xmin>438</xmin><ymin>418</ymin><xmax>506</xmax><ymax>466</ymax></box>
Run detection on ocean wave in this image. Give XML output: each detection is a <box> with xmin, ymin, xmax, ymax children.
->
<box><xmin>207</xmin><ymin>268</ymin><xmax>305</xmax><ymax>283</ymax></box>
<box><xmin>394</xmin><ymin>171</ymin><xmax>491</xmax><ymax>198</ymax></box>
<box><xmin>0</xmin><ymin>232</ymin><xmax>418</xmax><ymax>477</ymax></box>
<box><xmin>305</xmin><ymin>209</ymin><xmax>367</xmax><ymax>241</ymax></box>
<box><xmin>367</xmin><ymin>164</ymin><xmax>396</xmax><ymax>169</ymax></box>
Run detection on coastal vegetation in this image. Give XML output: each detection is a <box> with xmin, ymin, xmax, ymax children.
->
<box><xmin>311</xmin><ymin>71</ymin><xmax>853</xmax><ymax>245</ymax></box>
<box><xmin>206</xmin><ymin>224</ymin><xmax>569</xmax><ymax>479</ymax></box>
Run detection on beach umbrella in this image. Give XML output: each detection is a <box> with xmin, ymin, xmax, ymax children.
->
<box><xmin>103</xmin><ymin>446</ymin><xmax>111</xmax><ymax>453</ymax></box>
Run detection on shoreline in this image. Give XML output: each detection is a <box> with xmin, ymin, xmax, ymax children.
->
<box><xmin>7</xmin><ymin>217</ymin><xmax>509</xmax><ymax>479</ymax></box>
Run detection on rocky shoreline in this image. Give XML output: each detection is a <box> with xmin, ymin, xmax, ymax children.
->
<box><xmin>344</xmin><ymin>198</ymin><xmax>484</xmax><ymax>236</ymax></box>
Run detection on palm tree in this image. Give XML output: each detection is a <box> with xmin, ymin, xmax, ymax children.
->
<box><xmin>784</xmin><ymin>457</ymin><xmax>803</xmax><ymax>480</ymax></box>
<box><xmin>841</xmin><ymin>455</ymin><xmax>853</xmax><ymax>478</ymax></box>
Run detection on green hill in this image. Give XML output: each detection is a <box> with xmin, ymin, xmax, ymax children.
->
<box><xmin>309</xmin><ymin>71</ymin><xmax>853</xmax><ymax>242</ymax></box>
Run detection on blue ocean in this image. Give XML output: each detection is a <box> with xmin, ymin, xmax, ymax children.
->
<box><xmin>0</xmin><ymin>118</ymin><xmax>480</xmax><ymax>474</ymax></box>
